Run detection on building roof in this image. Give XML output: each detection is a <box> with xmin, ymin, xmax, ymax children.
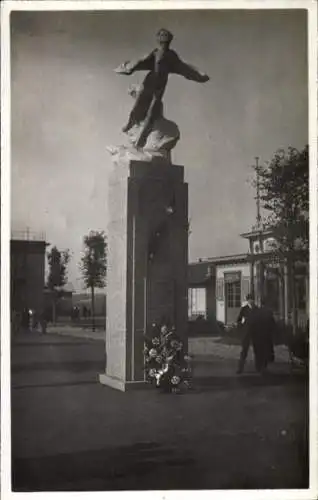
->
<box><xmin>11</xmin><ymin>239</ymin><xmax>48</xmax><ymax>251</ymax></box>
<box><xmin>11</xmin><ymin>230</ymin><xmax>46</xmax><ymax>242</ymax></box>
<box><xmin>205</xmin><ymin>253</ymin><xmax>248</xmax><ymax>264</ymax></box>
<box><xmin>240</xmin><ymin>227</ymin><xmax>274</xmax><ymax>239</ymax></box>
<box><xmin>189</xmin><ymin>253</ymin><xmax>251</xmax><ymax>285</ymax></box>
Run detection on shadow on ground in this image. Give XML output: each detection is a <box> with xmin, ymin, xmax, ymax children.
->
<box><xmin>12</xmin><ymin>435</ymin><xmax>308</xmax><ymax>491</ymax></box>
<box><xmin>192</xmin><ymin>372</ymin><xmax>307</xmax><ymax>392</ymax></box>
<box><xmin>11</xmin><ymin>331</ymin><xmax>309</xmax><ymax>492</ymax></box>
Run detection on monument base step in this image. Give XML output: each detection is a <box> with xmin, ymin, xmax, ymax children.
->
<box><xmin>99</xmin><ymin>373</ymin><xmax>149</xmax><ymax>392</ymax></box>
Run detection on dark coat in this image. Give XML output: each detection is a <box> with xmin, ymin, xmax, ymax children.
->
<box><xmin>248</xmin><ymin>306</ymin><xmax>276</xmax><ymax>369</ymax></box>
<box><xmin>237</xmin><ymin>304</ymin><xmax>253</xmax><ymax>326</ymax></box>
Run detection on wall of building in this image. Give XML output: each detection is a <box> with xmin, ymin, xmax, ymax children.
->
<box><xmin>216</xmin><ymin>262</ymin><xmax>250</xmax><ymax>324</ymax></box>
<box><xmin>206</xmin><ymin>280</ymin><xmax>216</xmax><ymax>320</ymax></box>
<box><xmin>11</xmin><ymin>240</ymin><xmax>46</xmax><ymax>313</ymax></box>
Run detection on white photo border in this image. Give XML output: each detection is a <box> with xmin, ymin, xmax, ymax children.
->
<box><xmin>1</xmin><ymin>1</ymin><xmax>317</xmax><ymax>500</ymax></box>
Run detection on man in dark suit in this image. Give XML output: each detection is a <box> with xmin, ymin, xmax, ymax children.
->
<box><xmin>237</xmin><ymin>293</ymin><xmax>255</xmax><ymax>327</ymax></box>
<box><xmin>236</xmin><ymin>294</ymin><xmax>257</xmax><ymax>374</ymax></box>
<box><xmin>237</xmin><ymin>296</ymin><xmax>276</xmax><ymax>375</ymax></box>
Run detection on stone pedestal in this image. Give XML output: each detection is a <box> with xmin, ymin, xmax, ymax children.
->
<box><xmin>99</xmin><ymin>158</ymin><xmax>188</xmax><ymax>391</ymax></box>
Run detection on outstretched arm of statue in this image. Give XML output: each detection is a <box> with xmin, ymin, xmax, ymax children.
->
<box><xmin>114</xmin><ymin>51</ymin><xmax>155</xmax><ymax>75</ymax></box>
<box><xmin>173</xmin><ymin>56</ymin><xmax>210</xmax><ymax>83</ymax></box>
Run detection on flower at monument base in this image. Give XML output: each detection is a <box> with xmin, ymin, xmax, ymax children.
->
<box><xmin>143</xmin><ymin>322</ymin><xmax>193</xmax><ymax>392</ymax></box>
<box><xmin>160</xmin><ymin>325</ymin><xmax>169</xmax><ymax>336</ymax></box>
<box><xmin>171</xmin><ymin>375</ymin><xmax>181</xmax><ymax>385</ymax></box>
<box><xmin>160</xmin><ymin>335</ymin><xmax>169</xmax><ymax>347</ymax></box>
<box><xmin>170</xmin><ymin>340</ymin><xmax>182</xmax><ymax>351</ymax></box>
<box><xmin>162</xmin><ymin>363</ymin><xmax>170</xmax><ymax>373</ymax></box>
<box><xmin>155</xmin><ymin>369</ymin><xmax>166</xmax><ymax>386</ymax></box>
<box><xmin>161</xmin><ymin>347</ymin><xmax>169</xmax><ymax>358</ymax></box>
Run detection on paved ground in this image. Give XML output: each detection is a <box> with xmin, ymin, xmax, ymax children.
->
<box><xmin>46</xmin><ymin>324</ymin><xmax>105</xmax><ymax>341</ymax></box>
<box><xmin>45</xmin><ymin>324</ymin><xmax>291</xmax><ymax>362</ymax></box>
<box><xmin>11</xmin><ymin>330</ymin><xmax>308</xmax><ymax>491</ymax></box>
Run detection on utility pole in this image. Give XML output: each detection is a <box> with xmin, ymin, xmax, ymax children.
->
<box><xmin>253</xmin><ymin>156</ymin><xmax>265</xmax><ymax>306</ymax></box>
<box><xmin>255</xmin><ymin>156</ymin><xmax>261</xmax><ymax>229</ymax></box>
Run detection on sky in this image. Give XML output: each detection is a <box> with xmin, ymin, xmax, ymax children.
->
<box><xmin>10</xmin><ymin>8</ymin><xmax>308</xmax><ymax>291</ymax></box>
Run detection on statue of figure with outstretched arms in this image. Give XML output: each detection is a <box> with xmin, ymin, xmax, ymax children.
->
<box><xmin>115</xmin><ymin>28</ymin><xmax>210</xmax><ymax>149</ymax></box>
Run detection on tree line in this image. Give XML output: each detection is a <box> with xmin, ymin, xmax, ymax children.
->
<box><xmin>46</xmin><ymin>231</ymin><xmax>107</xmax><ymax>331</ymax></box>
<box><xmin>253</xmin><ymin>144</ymin><xmax>308</xmax><ymax>332</ymax></box>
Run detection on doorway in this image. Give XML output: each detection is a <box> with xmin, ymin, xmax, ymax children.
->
<box><xmin>225</xmin><ymin>273</ymin><xmax>241</xmax><ymax>324</ymax></box>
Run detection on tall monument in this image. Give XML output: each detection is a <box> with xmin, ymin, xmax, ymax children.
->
<box><xmin>99</xmin><ymin>29</ymin><xmax>209</xmax><ymax>391</ymax></box>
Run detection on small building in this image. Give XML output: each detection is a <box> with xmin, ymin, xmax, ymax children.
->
<box><xmin>188</xmin><ymin>225</ymin><xmax>309</xmax><ymax>328</ymax></box>
<box><xmin>240</xmin><ymin>226</ymin><xmax>308</xmax><ymax>327</ymax></box>
<box><xmin>188</xmin><ymin>254</ymin><xmax>249</xmax><ymax>325</ymax></box>
<box><xmin>11</xmin><ymin>230</ymin><xmax>48</xmax><ymax>314</ymax></box>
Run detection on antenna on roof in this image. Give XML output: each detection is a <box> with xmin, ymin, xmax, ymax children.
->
<box><xmin>255</xmin><ymin>157</ymin><xmax>261</xmax><ymax>228</ymax></box>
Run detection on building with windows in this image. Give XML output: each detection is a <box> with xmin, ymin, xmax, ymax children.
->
<box><xmin>11</xmin><ymin>230</ymin><xmax>48</xmax><ymax>314</ymax></box>
<box><xmin>188</xmin><ymin>226</ymin><xmax>309</xmax><ymax>328</ymax></box>
<box><xmin>188</xmin><ymin>253</ymin><xmax>249</xmax><ymax>325</ymax></box>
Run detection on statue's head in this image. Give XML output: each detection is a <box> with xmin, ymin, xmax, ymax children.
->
<box><xmin>156</xmin><ymin>28</ymin><xmax>173</xmax><ymax>48</ymax></box>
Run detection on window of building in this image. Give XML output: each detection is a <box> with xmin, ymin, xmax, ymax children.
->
<box><xmin>226</xmin><ymin>281</ymin><xmax>241</xmax><ymax>308</ymax></box>
<box><xmin>224</xmin><ymin>272</ymin><xmax>242</xmax><ymax>309</ymax></box>
<box><xmin>216</xmin><ymin>278</ymin><xmax>224</xmax><ymax>301</ymax></box>
<box><xmin>188</xmin><ymin>287</ymin><xmax>206</xmax><ymax>319</ymax></box>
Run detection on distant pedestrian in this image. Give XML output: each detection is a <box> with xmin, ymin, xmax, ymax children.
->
<box><xmin>71</xmin><ymin>306</ymin><xmax>80</xmax><ymax>321</ymax></box>
<box><xmin>28</xmin><ymin>309</ymin><xmax>35</xmax><ymax>332</ymax></box>
<box><xmin>30</xmin><ymin>309</ymin><xmax>41</xmax><ymax>332</ymax></box>
<box><xmin>39</xmin><ymin>311</ymin><xmax>47</xmax><ymax>335</ymax></box>
<box><xmin>12</xmin><ymin>310</ymin><xmax>21</xmax><ymax>335</ymax></box>
<box><xmin>22</xmin><ymin>308</ymin><xmax>30</xmax><ymax>331</ymax></box>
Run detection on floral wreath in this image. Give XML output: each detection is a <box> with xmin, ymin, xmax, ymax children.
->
<box><xmin>143</xmin><ymin>323</ymin><xmax>193</xmax><ymax>393</ymax></box>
